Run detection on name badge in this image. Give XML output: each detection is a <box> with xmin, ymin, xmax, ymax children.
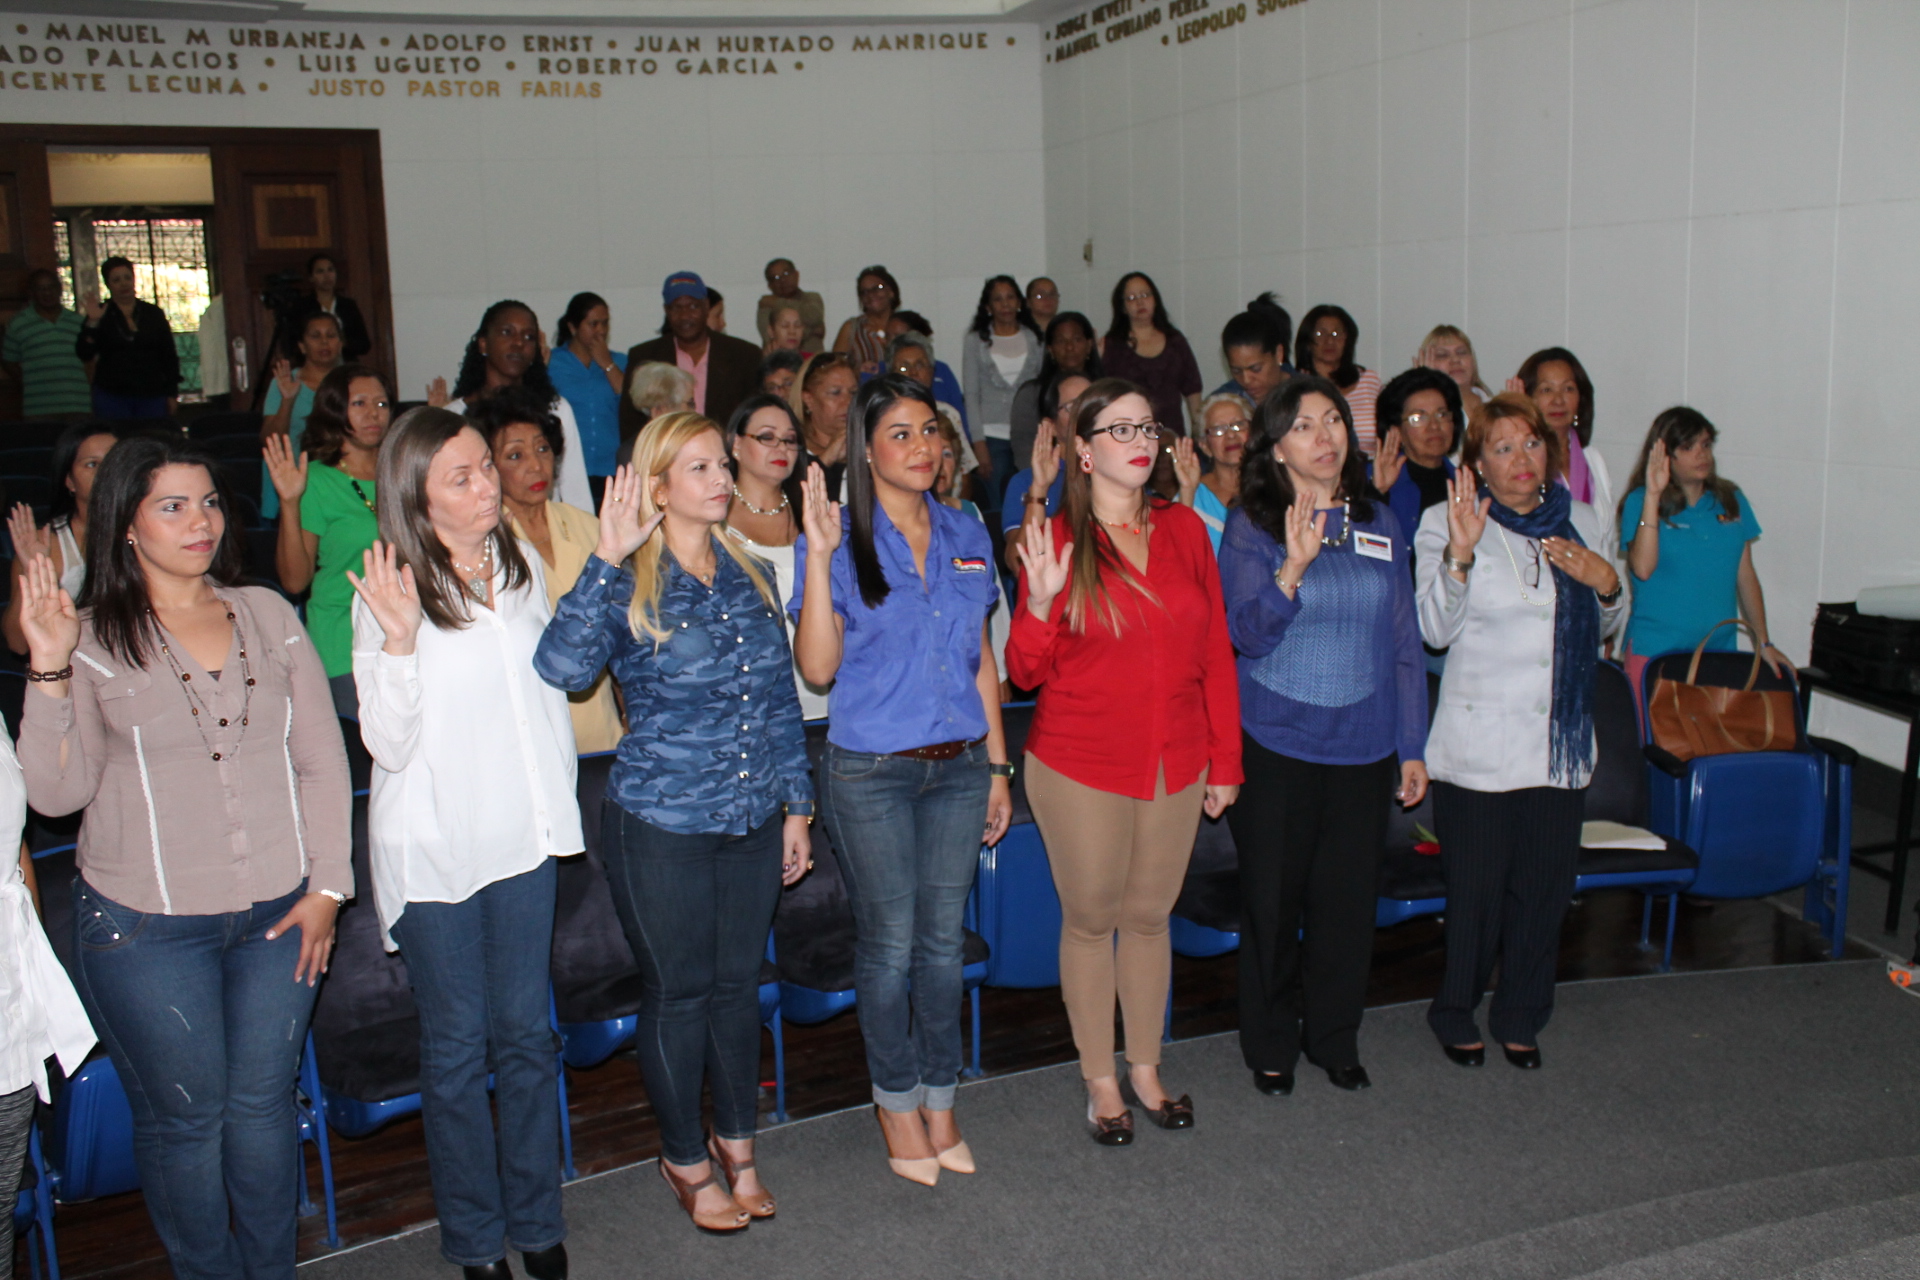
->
<box><xmin>1355</xmin><ymin>531</ymin><xmax>1394</xmax><ymax>562</ymax></box>
<box><xmin>950</xmin><ymin>557</ymin><xmax>990</xmax><ymax>573</ymax></box>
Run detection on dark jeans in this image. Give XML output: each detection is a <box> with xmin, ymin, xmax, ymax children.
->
<box><xmin>391</xmin><ymin>860</ymin><xmax>564</xmax><ymax>1268</ymax></box>
<box><xmin>1427</xmin><ymin>782</ymin><xmax>1586</xmax><ymax>1048</ymax></box>
<box><xmin>70</xmin><ymin>877</ymin><xmax>317</xmax><ymax>1280</ymax></box>
<box><xmin>819</xmin><ymin>740</ymin><xmax>989</xmax><ymax>1112</ymax></box>
<box><xmin>599</xmin><ymin>804</ymin><xmax>783</xmax><ymax>1166</ymax></box>
<box><xmin>0</xmin><ymin>1082</ymin><xmax>33</xmax><ymax>1278</ymax></box>
<box><xmin>984</xmin><ymin>439</ymin><xmax>1017</xmax><ymax>512</ymax></box>
<box><xmin>91</xmin><ymin>389</ymin><xmax>170</xmax><ymax>420</ymax></box>
<box><xmin>327</xmin><ymin>673</ymin><xmax>359</xmax><ymax>721</ymax></box>
<box><xmin>1228</xmin><ymin>738</ymin><xmax>1396</xmax><ymax>1073</ymax></box>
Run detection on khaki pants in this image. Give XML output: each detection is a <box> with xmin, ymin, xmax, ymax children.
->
<box><xmin>1024</xmin><ymin>753</ymin><xmax>1206</xmax><ymax>1079</ymax></box>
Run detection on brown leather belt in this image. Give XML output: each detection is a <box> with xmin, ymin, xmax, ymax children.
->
<box><xmin>891</xmin><ymin>735</ymin><xmax>986</xmax><ymax>762</ymax></box>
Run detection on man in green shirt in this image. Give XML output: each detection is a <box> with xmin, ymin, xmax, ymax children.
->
<box><xmin>3</xmin><ymin>269</ymin><xmax>93</xmax><ymax>417</ymax></box>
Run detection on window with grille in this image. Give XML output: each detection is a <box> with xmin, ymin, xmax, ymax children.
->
<box><xmin>54</xmin><ymin>215</ymin><xmax>214</xmax><ymax>396</ymax></box>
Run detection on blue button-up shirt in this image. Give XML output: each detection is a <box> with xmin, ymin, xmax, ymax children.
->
<box><xmin>534</xmin><ymin>546</ymin><xmax>812</xmax><ymax>834</ymax></box>
<box><xmin>547</xmin><ymin>347</ymin><xmax>628</xmax><ymax>478</ymax></box>
<box><xmin>791</xmin><ymin>493</ymin><xmax>998</xmax><ymax>754</ymax></box>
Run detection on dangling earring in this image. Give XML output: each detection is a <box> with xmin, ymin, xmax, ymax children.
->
<box><xmin>1080</xmin><ymin>454</ymin><xmax>1093</xmax><ymax>473</ymax></box>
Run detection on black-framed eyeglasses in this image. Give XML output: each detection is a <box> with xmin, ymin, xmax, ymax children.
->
<box><xmin>1090</xmin><ymin>421</ymin><xmax>1162</xmax><ymax>442</ymax></box>
<box><xmin>1205</xmin><ymin>419</ymin><xmax>1250</xmax><ymax>438</ymax></box>
<box><xmin>1520</xmin><ymin>538</ymin><xmax>1543</xmax><ymax>590</ymax></box>
<box><xmin>744</xmin><ymin>432</ymin><xmax>802</xmax><ymax>450</ymax></box>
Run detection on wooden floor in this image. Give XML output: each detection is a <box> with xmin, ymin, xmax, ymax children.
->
<box><xmin>33</xmin><ymin>889</ymin><xmax>1866</xmax><ymax>1280</ymax></box>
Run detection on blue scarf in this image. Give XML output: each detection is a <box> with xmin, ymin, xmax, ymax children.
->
<box><xmin>1483</xmin><ymin>482</ymin><xmax>1599</xmax><ymax>784</ymax></box>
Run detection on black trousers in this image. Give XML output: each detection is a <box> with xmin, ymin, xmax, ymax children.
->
<box><xmin>1227</xmin><ymin>735</ymin><xmax>1396</xmax><ymax>1073</ymax></box>
<box><xmin>1426</xmin><ymin>781</ymin><xmax>1585</xmax><ymax>1048</ymax></box>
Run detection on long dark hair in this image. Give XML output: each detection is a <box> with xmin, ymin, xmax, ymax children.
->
<box><xmin>969</xmin><ymin>274</ymin><xmax>1037</xmax><ymax>340</ymax></box>
<box><xmin>554</xmin><ymin>291</ymin><xmax>608</xmax><ymax>349</ymax></box>
<box><xmin>303</xmin><ymin>363</ymin><xmax>392</xmax><ymax>468</ymax></box>
<box><xmin>1240</xmin><ymin>375</ymin><xmax>1376</xmax><ymax>544</ymax></box>
<box><xmin>1516</xmin><ymin>346</ymin><xmax>1595</xmax><ymax>447</ymax></box>
<box><xmin>450</xmin><ymin>300</ymin><xmax>557</xmax><ymax>404</ymax></box>
<box><xmin>48</xmin><ymin>421</ymin><xmax>121</xmax><ymax>524</ymax></box>
<box><xmin>1296</xmin><ymin>304</ymin><xmax>1363</xmax><ymax>388</ymax></box>
<box><xmin>376</xmin><ymin>407</ymin><xmax>532</xmax><ymax>631</ymax></box>
<box><xmin>725</xmin><ymin>393</ymin><xmax>806</xmax><ymax>517</ymax></box>
<box><xmin>844</xmin><ymin>374</ymin><xmax>938</xmax><ymax>609</ymax></box>
<box><xmin>1105</xmin><ymin>272</ymin><xmax>1183</xmax><ymax>348</ymax></box>
<box><xmin>80</xmin><ymin>435</ymin><xmax>246</xmax><ymax>666</ymax></box>
<box><xmin>1056</xmin><ymin>377</ymin><xmax>1162</xmax><ymax>635</ymax></box>
<box><xmin>1623</xmin><ymin>406</ymin><xmax>1741</xmax><ymax>525</ymax></box>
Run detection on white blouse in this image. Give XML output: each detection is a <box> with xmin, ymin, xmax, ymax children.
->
<box><xmin>1414</xmin><ymin>499</ymin><xmax>1627</xmax><ymax>793</ymax></box>
<box><xmin>723</xmin><ymin>530</ymin><xmax>832</xmax><ymax>722</ymax></box>
<box><xmin>352</xmin><ymin>549</ymin><xmax>583</xmax><ymax>950</ymax></box>
<box><xmin>0</xmin><ymin>738</ymin><xmax>95</xmax><ymax>1100</ymax></box>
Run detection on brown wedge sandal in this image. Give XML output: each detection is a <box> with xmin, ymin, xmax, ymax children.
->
<box><xmin>658</xmin><ymin>1159</ymin><xmax>750</xmax><ymax>1234</ymax></box>
<box><xmin>707</xmin><ymin>1132</ymin><xmax>776</xmax><ymax>1219</ymax></box>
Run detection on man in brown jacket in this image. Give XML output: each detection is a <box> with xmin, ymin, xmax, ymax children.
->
<box><xmin>619</xmin><ymin>270</ymin><xmax>765</xmax><ymax>441</ymax></box>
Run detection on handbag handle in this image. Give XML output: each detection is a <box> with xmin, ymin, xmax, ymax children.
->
<box><xmin>1682</xmin><ymin>618</ymin><xmax>1765</xmax><ymax>692</ymax></box>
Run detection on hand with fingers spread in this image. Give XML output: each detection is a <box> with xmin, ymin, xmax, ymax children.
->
<box><xmin>593</xmin><ymin>465</ymin><xmax>664</xmax><ymax>565</ymax></box>
<box><xmin>426</xmin><ymin>376</ymin><xmax>450</xmax><ymax>409</ymax></box>
<box><xmin>1374</xmin><ymin>426</ymin><xmax>1406</xmax><ymax>494</ymax></box>
<box><xmin>263</xmin><ymin>433</ymin><xmax>310</xmax><ymax>503</ymax></box>
<box><xmin>7</xmin><ymin>503</ymin><xmax>48</xmax><ymax>567</ymax></box>
<box><xmin>18</xmin><ymin>554</ymin><xmax>79</xmax><ymax>682</ymax></box>
<box><xmin>1170</xmin><ymin>435</ymin><xmax>1202</xmax><ymax>506</ymax></box>
<box><xmin>1444</xmin><ymin>467</ymin><xmax>1489</xmax><ymax>573</ymax></box>
<box><xmin>272</xmin><ymin>357</ymin><xmax>299</xmax><ymax>404</ymax></box>
<box><xmin>346</xmin><ymin>541</ymin><xmax>423</xmax><ymax>656</ymax></box>
<box><xmin>264</xmin><ymin>894</ymin><xmax>339</xmax><ymax>987</ymax></box>
<box><xmin>800</xmin><ymin>462</ymin><xmax>843</xmax><ymax>559</ymax></box>
<box><xmin>1540</xmin><ymin>536</ymin><xmax>1620</xmax><ymax>596</ymax></box>
<box><xmin>1016</xmin><ymin>518</ymin><xmax>1072</xmax><ymax>623</ymax></box>
<box><xmin>1504</xmin><ymin>376</ymin><xmax>1525</xmax><ymax>396</ymax></box>
<box><xmin>1274</xmin><ymin>490</ymin><xmax>1327</xmax><ymax>597</ymax></box>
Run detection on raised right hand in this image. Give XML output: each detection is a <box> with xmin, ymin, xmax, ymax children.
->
<box><xmin>263</xmin><ymin>433</ymin><xmax>309</xmax><ymax>502</ymax></box>
<box><xmin>1444</xmin><ymin>466</ymin><xmax>1490</xmax><ymax>560</ymax></box>
<box><xmin>801</xmin><ymin>462</ymin><xmax>843</xmax><ymax>557</ymax></box>
<box><xmin>1645</xmin><ymin>439</ymin><xmax>1671</xmax><ymax>496</ymax></box>
<box><xmin>8</xmin><ymin>503</ymin><xmax>48</xmax><ymax>566</ymax></box>
<box><xmin>1015</xmin><ymin>516</ymin><xmax>1071</xmax><ymax>619</ymax></box>
<box><xmin>345</xmin><ymin>542</ymin><xmax>423</xmax><ymax>655</ymax></box>
<box><xmin>592</xmin><ymin>465</ymin><xmax>664</xmax><ymax>565</ymax></box>
<box><xmin>1504</xmin><ymin>375</ymin><xmax>1526</xmax><ymax>396</ymax></box>
<box><xmin>1279</xmin><ymin>489</ymin><xmax>1327</xmax><ymax>585</ymax></box>
<box><xmin>1031</xmin><ymin>419</ymin><xmax>1060</xmax><ymax>490</ymax></box>
<box><xmin>1374</xmin><ymin>426</ymin><xmax>1406</xmax><ymax>493</ymax></box>
<box><xmin>80</xmin><ymin>291</ymin><xmax>105</xmax><ymax>324</ymax></box>
<box><xmin>425</xmin><ymin>376</ymin><xmax>449</xmax><ymax>408</ymax></box>
<box><xmin>272</xmin><ymin>358</ymin><xmax>298</xmax><ymax>402</ymax></box>
<box><xmin>19</xmin><ymin>554</ymin><xmax>79</xmax><ymax>671</ymax></box>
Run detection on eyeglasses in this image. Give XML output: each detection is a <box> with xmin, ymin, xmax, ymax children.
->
<box><xmin>1518</xmin><ymin>538</ymin><xmax>1543</xmax><ymax>590</ymax></box>
<box><xmin>744</xmin><ymin>432</ymin><xmax>802</xmax><ymax>450</ymax></box>
<box><xmin>1311</xmin><ymin>329</ymin><xmax>1344</xmax><ymax>341</ymax></box>
<box><xmin>1205</xmin><ymin>420</ymin><xmax>1250</xmax><ymax>438</ymax></box>
<box><xmin>1124</xmin><ymin>292</ymin><xmax>1154</xmax><ymax>305</ymax></box>
<box><xmin>1402</xmin><ymin>410</ymin><xmax>1453</xmax><ymax>430</ymax></box>
<box><xmin>1028</xmin><ymin>289</ymin><xmax>1058</xmax><ymax>302</ymax></box>
<box><xmin>859</xmin><ymin>284</ymin><xmax>892</xmax><ymax>296</ymax></box>
<box><xmin>1090</xmin><ymin>421</ymin><xmax>1162</xmax><ymax>442</ymax></box>
<box><xmin>767</xmin><ymin>267</ymin><xmax>796</xmax><ymax>282</ymax></box>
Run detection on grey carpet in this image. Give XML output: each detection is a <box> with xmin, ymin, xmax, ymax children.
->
<box><xmin>303</xmin><ymin>962</ymin><xmax>1920</xmax><ymax>1280</ymax></box>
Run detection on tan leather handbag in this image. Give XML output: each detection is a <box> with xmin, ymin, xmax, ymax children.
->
<box><xmin>1647</xmin><ymin>620</ymin><xmax>1798</xmax><ymax>762</ymax></box>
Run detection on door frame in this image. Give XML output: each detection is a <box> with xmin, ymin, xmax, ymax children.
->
<box><xmin>2</xmin><ymin>123</ymin><xmax>395</xmax><ymax>409</ymax></box>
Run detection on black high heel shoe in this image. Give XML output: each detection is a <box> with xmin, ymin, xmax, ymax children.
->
<box><xmin>1442</xmin><ymin>1043</ymin><xmax>1486</xmax><ymax>1068</ymax></box>
<box><xmin>1503</xmin><ymin>1044</ymin><xmax>1542</xmax><ymax>1070</ymax></box>
<box><xmin>1120</xmin><ymin>1077</ymin><xmax>1194</xmax><ymax>1129</ymax></box>
<box><xmin>521</xmin><ymin>1244</ymin><xmax>567</xmax><ymax>1280</ymax></box>
<box><xmin>1252</xmin><ymin>1070</ymin><xmax>1295</xmax><ymax>1096</ymax></box>
<box><xmin>463</xmin><ymin>1263</ymin><xmax>512</xmax><ymax>1280</ymax></box>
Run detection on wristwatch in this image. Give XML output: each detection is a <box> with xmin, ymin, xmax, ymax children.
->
<box><xmin>1597</xmin><ymin>582</ymin><xmax>1623</xmax><ymax>606</ymax></box>
<box><xmin>988</xmin><ymin>762</ymin><xmax>1016</xmax><ymax>780</ymax></box>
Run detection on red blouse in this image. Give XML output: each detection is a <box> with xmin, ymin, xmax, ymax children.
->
<box><xmin>1007</xmin><ymin>500</ymin><xmax>1243</xmax><ymax>799</ymax></box>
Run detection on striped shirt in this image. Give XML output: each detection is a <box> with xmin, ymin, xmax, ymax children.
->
<box><xmin>3</xmin><ymin>307</ymin><xmax>91</xmax><ymax>416</ymax></box>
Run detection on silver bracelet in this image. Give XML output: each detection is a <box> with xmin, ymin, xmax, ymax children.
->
<box><xmin>1443</xmin><ymin>551</ymin><xmax>1474</xmax><ymax>574</ymax></box>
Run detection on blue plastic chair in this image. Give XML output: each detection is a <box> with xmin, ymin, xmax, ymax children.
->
<box><xmin>44</xmin><ymin>1055</ymin><xmax>138</xmax><ymax>1204</ymax></box>
<box><xmin>13</xmin><ymin>1124</ymin><xmax>59</xmax><ymax>1280</ymax></box>
<box><xmin>293</xmin><ymin>1034</ymin><xmax>340</xmax><ymax>1247</ymax></box>
<box><xmin>971</xmin><ymin>823</ymin><xmax>1062</xmax><ymax>988</ymax></box>
<box><xmin>1640</xmin><ymin>648</ymin><xmax>1852</xmax><ymax>956</ymax></box>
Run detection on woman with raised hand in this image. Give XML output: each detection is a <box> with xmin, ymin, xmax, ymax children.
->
<box><xmin>259</xmin><ymin>310</ymin><xmax>344</xmax><ymax>520</ymax></box>
<box><xmin>1007</xmin><ymin>378</ymin><xmax>1241</xmax><ymax>1146</ymax></box>
<box><xmin>3</xmin><ymin>421</ymin><xmax>118</xmax><ymax>655</ymax></box>
<box><xmin>263</xmin><ymin>363</ymin><xmax>392</xmax><ymax>717</ymax></box>
<box><xmin>535</xmin><ymin>413</ymin><xmax>813</xmax><ymax>1234</ymax></box>
<box><xmin>792</xmin><ymin>375</ymin><xmax>1013</xmax><ymax>1187</ymax></box>
<box><xmin>350</xmin><ymin>406</ymin><xmax>579</xmax><ymax>1280</ymax></box>
<box><xmin>19</xmin><ymin>434</ymin><xmax>350</xmax><ymax>1280</ymax></box>
<box><xmin>1297</xmin><ymin>305</ymin><xmax>1382</xmax><ymax>455</ymax></box>
<box><xmin>1217</xmin><ymin>376</ymin><xmax>1428</xmax><ymax>1098</ymax></box>
<box><xmin>1414</xmin><ymin>394</ymin><xmax>1624</xmax><ymax>1072</ymax></box>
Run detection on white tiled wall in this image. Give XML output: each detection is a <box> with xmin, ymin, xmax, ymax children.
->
<box><xmin>1042</xmin><ymin>0</ymin><xmax>1920</xmax><ymax>765</ymax></box>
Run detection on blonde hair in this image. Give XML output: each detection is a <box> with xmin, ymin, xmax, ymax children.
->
<box><xmin>628</xmin><ymin>361</ymin><xmax>695</xmax><ymax>415</ymax></box>
<box><xmin>1417</xmin><ymin>324</ymin><xmax>1491</xmax><ymax>396</ymax></box>
<box><xmin>622</xmin><ymin>411</ymin><xmax>779</xmax><ymax>644</ymax></box>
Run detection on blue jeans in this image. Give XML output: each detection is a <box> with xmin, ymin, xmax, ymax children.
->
<box><xmin>820</xmin><ymin>741</ymin><xmax>989</xmax><ymax>1112</ymax></box>
<box><xmin>91</xmin><ymin>388</ymin><xmax>170</xmax><ymax>420</ymax></box>
<box><xmin>984</xmin><ymin>438</ymin><xmax>1017</xmax><ymax>512</ymax></box>
<box><xmin>600</xmin><ymin>804</ymin><xmax>783</xmax><ymax>1165</ymax></box>
<box><xmin>70</xmin><ymin>877</ymin><xmax>317</xmax><ymax>1280</ymax></box>
<box><xmin>390</xmin><ymin>860</ymin><xmax>564</xmax><ymax>1268</ymax></box>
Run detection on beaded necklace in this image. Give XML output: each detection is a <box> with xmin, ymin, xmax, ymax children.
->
<box><xmin>153</xmin><ymin>606</ymin><xmax>254</xmax><ymax>763</ymax></box>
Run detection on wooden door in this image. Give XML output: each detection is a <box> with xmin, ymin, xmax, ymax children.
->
<box><xmin>0</xmin><ymin>140</ymin><xmax>57</xmax><ymax>420</ymax></box>
<box><xmin>210</xmin><ymin>135</ymin><xmax>393</xmax><ymax>411</ymax></box>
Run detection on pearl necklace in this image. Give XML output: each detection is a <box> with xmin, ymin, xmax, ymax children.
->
<box><xmin>449</xmin><ymin>540</ymin><xmax>494</xmax><ymax>604</ymax></box>
<box><xmin>732</xmin><ymin>484</ymin><xmax>790</xmax><ymax>518</ymax></box>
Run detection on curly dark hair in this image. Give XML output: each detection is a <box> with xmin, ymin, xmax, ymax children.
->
<box><xmin>1239</xmin><ymin>374</ymin><xmax>1376</xmax><ymax>545</ymax></box>
<box><xmin>463</xmin><ymin>384</ymin><xmax>566</xmax><ymax>464</ymax></box>
<box><xmin>450</xmin><ymin>299</ymin><xmax>557</xmax><ymax>404</ymax></box>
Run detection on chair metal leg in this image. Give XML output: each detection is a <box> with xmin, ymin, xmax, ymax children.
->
<box><xmin>1639</xmin><ymin>892</ymin><xmax>1654</xmax><ymax>948</ymax></box>
<box><xmin>1661</xmin><ymin>892</ymin><xmax>1680</xmax><ymax>973</ymax></box>
<box><xmin>301</xmin><ymin>1035</ymin><xmax>340</xmax><ymax>1248</ymax></box>
<box><xmin>962</xmin><ymin>987</ymin><xmax>983</xmax><ymax>1079</ymax></box>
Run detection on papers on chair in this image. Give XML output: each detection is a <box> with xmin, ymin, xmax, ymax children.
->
<box><xmin>1581</xmin><ymin>821</ymin><xmax>1667</xmax><ymax>851</ymax></box>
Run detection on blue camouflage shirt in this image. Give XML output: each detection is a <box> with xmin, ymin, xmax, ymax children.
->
<box><xmin>534</xmin><ymin>544</ymin><xmax>813</xmax><ymax>834</ymax></box>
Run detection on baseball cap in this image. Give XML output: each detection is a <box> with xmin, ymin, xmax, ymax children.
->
<box><xmin>663</xmin><ymin>271</ymin><xmax>706</xmax><ymax>304</ymax></box>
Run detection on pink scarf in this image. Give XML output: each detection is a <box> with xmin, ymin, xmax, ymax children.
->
<box><xmin>1563</xmin><ymin>432</ymin><xmax>1593</xmax><ymax>505</ymax></box>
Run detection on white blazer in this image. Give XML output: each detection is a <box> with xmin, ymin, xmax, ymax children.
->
<box><xmin>353</xmin><ymin>549</ymin><xmax>582</xmax><ymax>950</ymax></box>
<box><xmin>1415</xmin><ymin>500</ymin><xmax>1627</xmax><ymax>792</ymax></box>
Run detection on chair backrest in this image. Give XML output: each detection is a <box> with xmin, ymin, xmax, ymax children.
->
<box><xmin>188</xmin><ymin>411</ymin><xmax>264</xmax><ymax>439</ymax></box>
<box><xmin>1584</xmin><ymin>661</ymin><xmax>1646</xmax><ymax>825</ymax></box>
<box><xmin>1000</xmin><ymin>701</ymin><xmax>1034</xmax><ymax>826</ymax></box>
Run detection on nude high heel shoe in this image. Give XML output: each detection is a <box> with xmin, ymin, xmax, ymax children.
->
<box><xmin>874</xmin><ymin>1106</ymin><xmax>939</xmax><ymax>1186</ymax></box>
